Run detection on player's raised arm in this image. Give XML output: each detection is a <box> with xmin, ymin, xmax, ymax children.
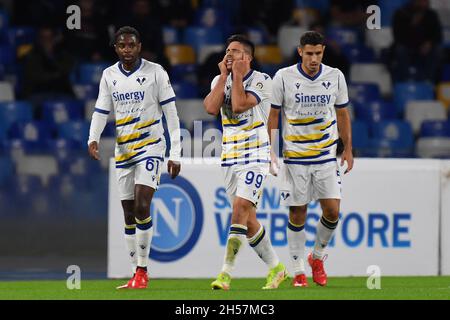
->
<box><xmin>88</xmin><ymin>72</ymin><xmax>112</xmax><ymax>160</ymax></box>
<box><xmin>203</xmin><ymin>56</ymin><xmax>228</xmax><ymax>116</ymax></box>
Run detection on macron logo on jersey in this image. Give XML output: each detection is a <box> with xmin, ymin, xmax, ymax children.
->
<box><xmin>112</xmin><ymin>91</ymin><xmax>145</xmax><ymax>102</ymax></box>
<box><xmin>295</xmin><ymin>93</ymin><xmax>331</xmax><ymax>104</ymax></box>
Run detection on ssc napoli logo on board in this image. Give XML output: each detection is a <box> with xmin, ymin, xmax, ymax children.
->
<box><xmin>149</xmin><ymin>174</ymin><xmax>203</xmax><ymax>262</ymax></box>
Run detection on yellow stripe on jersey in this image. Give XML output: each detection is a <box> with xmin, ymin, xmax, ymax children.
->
<box><xmin>117</xmin><ymin>132</ymin><xmax>141</xmax><ymax>144</ymax></box>
<box><xmin>115</xmin><ymin>151</ymin><xmax>140</xmax><ymax>162</ymax></box>
<box><xmin>116</xmin><ymin>116</ymin><xmax>138</xmax><ymax>126</ymax></box>
<box><xmin>308</xmin><ymin>138</ymin><xmax>338</xmax><ymax>150</ymax></box>
<box><xmin>231</xmin><ymin>140</ymin><xmax>264</xmax><ymax>150</ymax></box>
<box><xmin>283</xmin><ymin>150</ymin><xmax>322</xmax><ymax>158</ymax></box>
<box><xmin>314</xmin><ymin>120</ymin><xmax>336</xmax><ymax>131</ymax></box>
<box><xmin>287</xmin><ymin>117</ymin><xmax>320</xmax><ymax>125</ymax></box>
<box><xmin>223</xmin><ymin>134</ymin><xmax>251</xmax><ymax>143</ymax></box>
<box><xmin>241</xmin><ymin>121</ymin><xmax>264</xmax><ymax>131</ymax></box>
<box><xmin>221</xmin><ymin>151</ymin><xmax>243</xmax><ymax>160</ymax></box>
<box><xmin>285</xmin><ymin>133</ymin><xmax>326</xmax><ymax>142</ymax></box>
<box><xmin>134</xmin><ymin>119</ymin><xmax>158</xmax><ymax>130</ymax></box>
<box><xmin>222</xmin><ymin>118</ymin><xmax>248</xmax><ymax>126</ymax></box>
<box><xmin>132</xmin><ymin>137</ymin><xmax>161</xmax><ymax>150</ymax></box>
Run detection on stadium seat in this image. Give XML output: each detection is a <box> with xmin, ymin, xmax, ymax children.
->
<box><xmin>183</xmin><ymin>27</ymin><xmax>224</xmax><ymax>53</ymax></box>
<box><xmin>84</xmin><ymin>99</ymin><xmax>115</xmax><ymax>122</ymax></box>
<box><xmin>162</xmin><ymin>25</ymin><xmax>180</xmax><ymax>45</ymax></box>
<box><xmin>351</xmin><ymin>120</ymin><xmax>369</xmax><ymax>156</ymax></box>
<box><xmin>6</xmin><ymin>26</ymin><xmax>35</xmax><ymax>47</ymax></box>
<box><xmin>0</xmin><ymin>101</ymin><xmax>33</xmax><ymax>127</ymax></box>
<box><xmin>420</xmin><ymin>120</ymin><xmax>450</xmax><ymax>137</ymax></box>
<box><xmin>171</xmin><ymin>81</ymin><xmax>199</xmax><ymax>99</ymax></box>
<box><xmin>255</xmin><ymin>45</ymin><xmax>283</xmax><ymax>64</ymax></box>
<box><xmin>47</xmin><ymin>138</ymin><xmax>82</xmax><ymax>162</ymax></box>
<box><xmin>72</xmin><ymin>83</ymin><xmax>98</xmax><ymax>101</ymax></box>
<box><xmin>78</xmin><ymin>63</ymin><xmax>110</xmax><ymax>85</ymax></box>
<box><xmin>197</xmin><ymin>44</ymin><xmax>224</xmax><ymax>64</ymax></box>
<box><xmin>369</xmin><ymin>120</ymin><xmax>414</xmax><ymax>157</ymax></box>
<box><xmin>353</xmin><ymin>100</ymin><xmax>396</xmax><ymax>124</ymax></box>
<box><xmin>348</xmin><ymin>83</ymin><xmax>381</xmax><ymax>104</ymax></box>
<box><xmin>0</xmin><ymin>156</ymin><xmax>14</xmax><ymax>187</ymax></box>
<box><xmin>416</xmin><ymin>137</ymin><xmax>450</xmax><ymax>158</ymax></box>
<box><xmin>0</xmin><ymin>45</ymin><xmax>14</xmax><ymax>65</ymax></box>
<box><xmin>326</xmin><ymin>27</ymin><xmax>360</xmax><ymax>46</ymax></box>
<box><xmin>58</xmin><ymin>154</ymin><xmax>102</xmax><ymax>176</ymax></box>
<box><xmin>350</xmin><ymin>63</ymin><xmax>392</xmax><ymax>97</ymax></box>
<box><xmin>57</xmin><ymin>120</ymin><xmax>90</xmax><ymax>146</ymax></box>
<box><xmin>437</xmin><ymin>82</ymin><xmax>450</xmax><ymax>109</ymax></box>
<box><xmin>194</xmin><ymin>7</ymin><xmax>230</xmax><ymax>29</ymax></box>
<box><xmin>16</xmin><ymin>155</ymin><xmax>58</xmax><ymax>185</ymax></box>
<box><xmin>405</xmin><ymin>100</ymin><xmax>447</xmax><ymax>134</ymax></box>
<box><xmin>165</xmin><ymin>45</ymin><xmax>196</xmax><ymax>65</ymax></box>
<box><xmin>8</xmin><ymin>121</ymin><xmax>53</xmax><ymax>150</ymax></box>
<box><xmin>42</xmin><ymin>99</ymin><xmax>84</xmax><ymax>125</ymax></box>
<box><xmin>379</xmin><ymin>0</ymin><xmax>409</xmax><ymax>26</ymax></box>
<box><xmin>0</xmin><ymin>81</ymin><xmax>14</xmax><ymax>101</ymax></box>
<box><xmin>294</xmin><ymin>0</ymin><xmax>330</xmax><ymax>15</ymax></box>
<box><xmin>176</xmin><ymin>99</ymin><xmax>217</xmax><ymax>131</ymax></box>
<box><xmin>277</xmin><ymin>25</ymin><xmax>307</xmax><ymax>59</ymax></box>
<box><xmin>341</xmin><ymin>44</ymin><xmax>375</xmax><ymax>63</ymax></box>
<box><xmin>441</xmin><ymin>65</ymin><xmax>450</xmax><ymax>82</ymax></box>
<box><xmin>393</xmin><ymin>82</ymin><xmax>434</xmax><ymax>116</ymax></box>
<box><xmin>365</xmin><ymin>27</ymin><xmax>393</xmax><ymax>55</ymax></box>
<box><xmin>246</xmin><ymin>27</ymin><xmax>268</xmax><ymax>45</ymax></box>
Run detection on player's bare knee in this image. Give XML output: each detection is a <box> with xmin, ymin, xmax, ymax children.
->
<box><xmin>289</xmin><ymin>205</ymin><xmax>307</xmax><ymax>225</ymax></box>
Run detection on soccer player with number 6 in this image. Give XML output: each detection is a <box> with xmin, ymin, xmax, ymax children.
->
<box><xmin>87</xmin><ymin>26</ymin><xmax>181</xmax><ymax>289</ymax></box>
<box><xmin>204</xmin><ymin>35</ymin><xmax>288</xmax><ymax>290</ymax></box>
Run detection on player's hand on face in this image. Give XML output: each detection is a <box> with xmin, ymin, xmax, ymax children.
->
<box><xmin>218</xmin><ymin>56</ymin><xmax>229</xmax><ymax>76</ymax></box>
<box><xmin>340</xmin><ymin>148</ymin><xmax>354</xmax><ymax>174</ymax></box>
<box><xmin>88</xmin><ymin>141</ymin><xmax>100</xmax><ymax>160</ymax></box>
<box><xmin>167</xmin><ymin>160</ymin><xmax>181</xmax><ymax>179</ymax></box>
<box><xmin>232</xmin><ymin>54</ymin><xmax>250</xmax><ymax>77</ymax></box>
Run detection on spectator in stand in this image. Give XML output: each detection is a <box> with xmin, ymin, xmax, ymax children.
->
<box><xmin>390</xmin><ymin>0</ymin><xmax>443</xmax><ymax>82</ymax></box>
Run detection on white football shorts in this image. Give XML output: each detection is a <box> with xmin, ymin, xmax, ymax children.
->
<box><xmin>279</xmin><ymin>160</ymin><xmax>342</xmax><ymax>206</ymax></box>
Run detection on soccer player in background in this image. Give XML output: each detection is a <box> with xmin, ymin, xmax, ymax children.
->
<box><xmin>203</xmin><ymin>35</ymin><xmax>288</xmax><ymax>290</ymax></box>
<box><xmin>268</xmin><ymin>31</ymin><xmax>353</xmax><ymax>287</ymax></box>
<box><xmin>87</xmin><ymin>26</ymin><xmax>181</xmax><ymax>289</ymax></box>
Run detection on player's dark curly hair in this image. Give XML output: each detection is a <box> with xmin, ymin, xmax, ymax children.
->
<box><xmin>300</xmin><ymin>31</ymin><xmax>325</xmax><ymax>47</ymax></box>
<box><xmin>226</xmin><ymin>34</ymin><xmax>255</xmax><ymax>58</ymax></box>
<box><xmin>112</xmin><ymin>26</ymin><xmax>141</xmax><ymax>45</ymax></box>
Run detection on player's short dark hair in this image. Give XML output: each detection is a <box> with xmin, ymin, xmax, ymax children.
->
<box><xmin>113</xmin><ymin>26</ymin><xmax>141</xmax><ymax>45</ymax></box>
<box><xmin>226</xmin><ymin>34</ymin><xmax>255</xmax><ymax>58</ymax></box>
<box><xmin>300</xmin><ymin>31</ymin><xmax>325</xmax><ymax>47</ymax></box>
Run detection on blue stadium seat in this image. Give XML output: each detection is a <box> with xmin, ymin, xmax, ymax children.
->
<box><xmin>353</xmin><ymin>100</ymin><xmax>396</xmax><ymax>123</ymax></box>
<box><xmin>420</xmin><ymin>120</ymin><xmax>450</xmax><ymax>137</ymax></box>
<box><xmin>172</xmin><ymin>81</ymin><xmax>199</xmax><ymax>99</ymax></box>
<box><xmin>57</xmin><ymin>120</ymin><xmax>90</xmax><ymax>146</ymax></box>
<box><xmin>369</xmin><ymin>120</ymin><xmax>414</xmax><ymax>157</ymax></box>
<box><xmin>6</xmin><ymin>26</ymin><xmax>35</xmax><ymax>47</ymax></box>
<box><xmin>170</xmin><ymin>64</ymin><xmax>197</xmax><ymax>83</ymax></box>
<box><xmin>393</xmin><ymin>82</ymin><xmax>434</xmax><ymax>116</ymax></box>
<box><xmin>351</xmin><ymin>120</ymin><xmax>369</xmax><ymax>155</ymax></box>
<box><xmin>58</xmin><ymin>154</ymin><xmax>102</xmax><ymax>176</ymax></box>
<box><xmin>295</xmin><ymin>0</ymin><xmax>330</xmax><ymax>14</ymax></box>
<box><xmin>0</xmin><ymin>156</ymin><xmax>14</xmax><ymax>187</ymax></box>
<box><xmin>78</xmin><ymin>63</ymin><xmax>109</xmax><ymax>85</ymax></box>
<box><xmin>194</xmin><ymin>7</ymin><xmax>231</xmax><ymax>31</ymax></box>
<box><xmin>326</xmin><ymin>27</ymin><xmax>360</xmax><ymax>46</ymax></box>
<box><xmin>162</xmin><ymin>26</ymin><xmax>180</xmax><ymax>45</ymax></box>
<box><xmin>47</xmin><ymin>138</ymin><xmax>83</xmax><ymax>162</ymax></box>
<box><xmin>0</xmin><ymin>101</ymin><xmax>33</xmax><ymax>127</ymax></box>
<box><xmin>183</xmin><ymin>27</ymin><xmax>224</xmax><ymax>53</ymax></box>
<box><xmin>379</xmin><ymin>0</ymin><xmax>409</xmax><ymax>26</ymax></box>
<box><xmin>348</xmin><ymin>83</ymin><xmax>381</xmax><ymax>104</ymax></box>
<box><xmin>8</xmin><ymin>121</ymin><xmax>53</xmax><ymax>151</ymax></box>
<box><xmin>10</xmin><ymin>174</ymin><xmax>43</xmax><ymax>196</ymax></box>
<box><xmin>441</xmin><ymin>64</ymin><xmax>450</xmax><ymax>81</ymax></box>
<box><xmin>246</xmin><ymin>27</ymin><xmax>268</xmax><ymax>45</ymax></box>
<box><xmin>42</xmin><ymin>99</ymin><xmax>84</xmax><ymax>126</ymax></box>
<box><xmin>0</xmin><ymin>45</ymin><xmax>14</xmax><ymax>65</ymax></box>
<box><xmin>341</xmin><ymin>44</ymin><xmax>375</xmax><ymax>63</ymax></box>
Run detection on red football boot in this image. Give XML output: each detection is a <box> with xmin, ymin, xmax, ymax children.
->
<box><xmin>129</xmin><ymin>268</ymin><xmax>149</xmax><ymax>289</ymax></box>
<box><xmin>292</xmin><ymin>273</ymin><xmax>308</xmax><ymax>287</ymax></box>
<box><xmin>308</xmin><ymin>253</ymin><xmax>328</xmax><ymax>286</ymax></box>
<box><xmin>116</xmin><ymin>273</ymin><xmax>135</xmax><ymax>289</ymax></box>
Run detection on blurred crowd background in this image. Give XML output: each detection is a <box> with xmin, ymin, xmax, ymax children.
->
<box><xmin>0</xmin><ymin>0</ymin><xmax>449</xmax><ymax>278</ymax></box>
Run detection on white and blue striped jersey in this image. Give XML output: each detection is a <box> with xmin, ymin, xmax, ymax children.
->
<box><xmin>271</xmin><ymin>63</ymin><xmax>349</xmax><ymax>165</ymax></box>
<box><xmin>211</xmin><ymin>70</ymin><xmax>272</xmax><ymax>167</ymax></box>
<box><xmin>93</xmin><ymin>58</ymin><xmax>175</xmax><ymax>168</ymax></box>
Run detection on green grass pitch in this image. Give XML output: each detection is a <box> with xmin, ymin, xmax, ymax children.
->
<box><xmin>0</xmin><ymin>276</ymin><xmax>449</xmax><ymax>300</ymax></box>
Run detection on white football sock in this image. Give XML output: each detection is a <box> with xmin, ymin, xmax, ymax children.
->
<box><xmin>135</xmin><ymin>217</ymin><xmax>154</xmax><ymax>268</ymax></box>
<box><xmin>287</xmin><ymin>220</ymin><xmax>306</xmax><ymax>275</ymax></box>
<box><xmin>248</xmin><ymin>225</ymin><xmax>279</xmax><ymax>269</ymax></box>
<box><xmin>124</xmin><ymin>224</ymin><xmax>137</xmax><ymax>274</ymax></box>
<box><xmin>221</xmin><ymin>224</ymin><xmax>247</xmax><ymax>276</ymax></box>
<box><xmin>313</xmin><ymin>215</ymin><xmax>339</xmax><ymax>259</ymax></box>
